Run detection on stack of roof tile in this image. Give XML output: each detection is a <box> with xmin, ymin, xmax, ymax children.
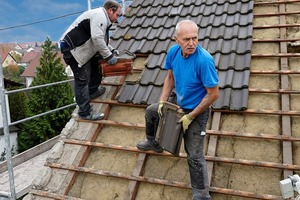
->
<box><xmin>111</xmin><ymin>0</ymin><xmax>254</xmax><ymax>110</ymax></box>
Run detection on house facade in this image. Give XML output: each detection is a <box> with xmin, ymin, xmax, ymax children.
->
<box><xmin>2</xmin><ymin>53</ymin><xmax>18</xmax><ymax>68</ymax></box>
<box><xmin>0</xmin><ymin>129</ymin><xmax>18</xmax><ymax>160</ymax></box>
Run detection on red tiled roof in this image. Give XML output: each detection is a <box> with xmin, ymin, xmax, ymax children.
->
<box><xmin>1</xmin><ymin>52</ymin><xmax>7</xmax><ymax>62</ymax></box>
<box><xmin>20</xmin><ymin>51</ymin><xmax>40</xmax><ymax>63</ymax></box>
<box><xmin>21</xmin><ymin>52</ymin><xmax>67</xmax><ymax>77</ymax></box>
<box><xmin>0</xmin><ymin>43</ymin><xmax>16</xmax><ymax>61</ymax></box>
<box><xmin>0</xmin><ymin>43</ymin><xmax>17</xmax><ymax>50</ymax></box>
<box><xmin>21</xmin><ymin>54</ymin><xmax>41</xmax><ymax>77</ymax></box>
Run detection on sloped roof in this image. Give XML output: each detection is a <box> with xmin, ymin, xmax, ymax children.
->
<box><xmin>0</xmin><ymin>43</ymin><xmax>17</xmax><ymax>52</ymax></box>
<box><xmin>9</xmin><ymin>1</ymin><xmax>300</xmax><ymax>199</ymax></box>
<box><xmin>1</xmin><ymin>52</ymin><xmax>8</xmax><ymax>62</ymax></box>
<box><xmin>21</xmin><ymin>52</ymin><xmax>67</xmax><ymax>77</ymax></box>
<box><xmin>2</xmin><ymin>52</ymin><xmax>18</xmax><ymax>66</ymax></box>
<box><xmin>21</xmin><ymin>54</ymin><xmax>41</xmax><ymax>77</ymax></box>
<box><xmin>20</xmin><ymin>51</ymin><xmax>40</xmax><ymax>63</ymax></box>
<box><xmin>111</xmin><ymin>0</ymin><xmax>254</xmax><ymax>110</ymax></box>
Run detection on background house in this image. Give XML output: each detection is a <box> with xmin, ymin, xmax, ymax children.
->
<box><xmin>0</xmin><ymin>127</ymin><xmax>18</xmax><ymax>161</ymax></box>
<box><xmin>20</xmin><ymin>51</ymin><xmax>73</xmax><ymax>88</ymax></box>
<box><xmin>1</xmin><ymin>53</ymin><xmax>18</xmax><ymax>68</ymax></box>
<box><xmin>18</xmin><ymin>51</ymin><xmax>40</xmax><ymax>68</ymax></box>
<box><xmin>0</xmin><ymin>43</ymin><xmax>18</xmax><ymax>66</ymax></box>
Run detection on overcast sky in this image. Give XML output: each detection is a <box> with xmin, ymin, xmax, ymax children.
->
<box><xmin>0</xmin><ymin>0</ymin><xmax>107</xmax><ymax>43</ymax></box>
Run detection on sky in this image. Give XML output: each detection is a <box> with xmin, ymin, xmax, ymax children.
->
<box><xmin>0</xmin><ymin>0</ymin><xmax>110</xmax><ymax>43</ymax></box>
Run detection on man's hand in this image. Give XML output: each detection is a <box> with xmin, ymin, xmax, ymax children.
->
<box><xmin>157</xmin><ymin>101</ymin><xmax>164</xmax><ymax>117</ymax></box>
<box><xmin>178</xmin><ymin>114</ymin><xmax>194</xmax><ymax>133</ymax></box>
<box><xmin>112</xmin><ymin>49</ymin><xmax>119</xmax><ymax>56</ymax></box>
<box><xmin>107</xmin><ymin>55</ymin><xmax>117</xmax><ymax>65</ymax></box>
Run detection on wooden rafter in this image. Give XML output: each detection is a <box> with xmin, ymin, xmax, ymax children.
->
<box><xmin>279</xmin><ymin>1</ymin><xmax>294</xmax><ymax>179</ymax></box>
<box><xmin>46</xmin><ymin>163</ymin><xmax>283</xmax><ymax>199</ymax></box>
<box><xmin>254</xmin><ymin>0</ymin><xmax>300</xmax><ymax>5</ymax></box>
<box><xmin>61</xmin><ymin>139</ymin><xmax>300</xmax><ymax>170</ymax></box>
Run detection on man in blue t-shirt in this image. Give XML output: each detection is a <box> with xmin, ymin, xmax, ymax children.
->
<box><xmin>136</xmin><ymin>20</ymin><xmax>219</xmax><ymax>200</ymax></box>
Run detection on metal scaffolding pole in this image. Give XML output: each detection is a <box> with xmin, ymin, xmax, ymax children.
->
<box><xmin>0</xmin><ymin>59</ymin><xmax>16</xmax><ymax>200</ymax></box>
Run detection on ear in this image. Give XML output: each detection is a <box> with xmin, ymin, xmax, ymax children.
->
<box><xmin>174</xmin><ymin>36</ymin><xmax>178</xmax><ymax>43</ymax></box>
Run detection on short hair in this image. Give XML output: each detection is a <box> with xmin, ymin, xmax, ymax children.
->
<box><xmin>104</xmin><ymin>0</ymin><xmax>121</xmax><ymax>12</ymax></box>
<box><xmin>175</xmin><ymin>20</ymin><xmax>198</xmax><ymax>36</ymax></box>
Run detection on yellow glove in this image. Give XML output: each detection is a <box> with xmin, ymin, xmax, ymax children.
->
<box><xmin>157</xmin><ymin>101</ymin><xmax>164</xmax><ymax>117</ymax></box>
<box><xmin>178</xmin><ymin>114</ymin><xmax>194</xmax><ymax>133</ymax></box>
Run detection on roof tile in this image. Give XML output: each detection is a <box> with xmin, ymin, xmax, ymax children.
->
<box><xmin>140</xmin><ymin>68</ymin><xmax>167</xmax><ymax>86</ymax></box>
<box><xmin>112</xmin><ymin>0</ymin><xmax>254</xmax><ymax>110</ymax></box>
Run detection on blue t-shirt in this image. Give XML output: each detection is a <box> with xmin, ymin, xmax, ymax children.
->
<box><xmin>164</xmin><ymin>44</ymin><xmax>219</xmax><ymax>110</ymax></box>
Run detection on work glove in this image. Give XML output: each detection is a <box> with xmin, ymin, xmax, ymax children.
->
<box><xmin>157</xmin><ymin>101</ymin><xmax>164</xmax><ymax>117</ymax></box>
<box><xmin>107</xmin><ymin>55</ymin><xmax>118</xmax><ymax>65</ymax></box>
<box><xmin>178</xmin><ymin>114</ymin><xmax>194</xmax><ymax>133</ymax></box>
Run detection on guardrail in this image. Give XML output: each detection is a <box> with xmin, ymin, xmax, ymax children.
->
<box><xmin>0</xmin><ymin>58</ymin><xmax>75</xmax><ymax>200</ymax></box>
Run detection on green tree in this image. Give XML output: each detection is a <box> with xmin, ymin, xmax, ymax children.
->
<box><xmin>8</xmin><ymin>86</ymin><xmax>29</xmax><ymax>123</ymax></box>
<box><xmin>3</xmin><ymin>64</ymin><xmax>26</xmax><ymax>84</ymax></box>
<box><xmin>18</xmin><ymin>37</ymin><xmax>74</xmax><ymax>152</ymax></box>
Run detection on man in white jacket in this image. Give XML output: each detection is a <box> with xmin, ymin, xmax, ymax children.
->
<box><xmin>60</xmin><ymin>0</ymin><xmax>122</xmax><ymax>120</ymax></box>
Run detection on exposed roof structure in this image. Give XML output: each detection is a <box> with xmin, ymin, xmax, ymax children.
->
<box><xmin>2</xmin><ymin>0</ymin><xmax>300</xmax><ymax>200</ymax></box>
<box><xmin>112</xmin><ymin>0</ymin><xmax>254</xmax><ymax>110</ymax></box>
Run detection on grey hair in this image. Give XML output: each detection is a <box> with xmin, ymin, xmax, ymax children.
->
<box><xmin>175</xmin><ymin>20</ymin><xmax>198</xmax><ymax>36</ymax></box>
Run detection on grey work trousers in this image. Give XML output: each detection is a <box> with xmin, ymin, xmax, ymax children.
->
<box><xmin>145</xmin><ymin>103</ymin><xmax>211</xmax><ymax>200</ymax></box>
<box><xmin>61</xmin><ymin>48</ymin><xmax>102</xmax><ymax>117</ymax></box>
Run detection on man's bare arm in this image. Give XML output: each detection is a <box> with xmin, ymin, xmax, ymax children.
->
<box><xmin>189</xmin><ymin>85</ymin><xmax>219</xmax><ymax>118</ymax></box>
<box><xmin>159</xmin><ymin>70</ymin><xmax>175</xmax><ymax>101</ymax></box>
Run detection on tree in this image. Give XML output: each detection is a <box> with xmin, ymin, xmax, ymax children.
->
<box><xmin>7</xmin><ymin>64</ymin><xmax>19</xmax><ymax>75</ymax></box>
<box><xmin>8</xmin><ymin>86</ymin><xmax>29</xmax><ymax>123</ymax></box>
<box><xmin>18</xmin><ymin>37</ymin><xmax>74</xmax><ymax>152</ymax></box>
<box><xmin>3</xmin><ymin>64</ymin><xmax>25</xmax><ymax>84</ymax></box>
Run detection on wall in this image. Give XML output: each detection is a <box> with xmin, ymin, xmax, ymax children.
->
<box><xmin>0</xmin><ymin>92</ymin><xmax>17</xmax><ymax>159</ymax></box>
<box><xmin>25</xmin><ymin>77</ymin><xmax>34</xmax><ymax>87</ymax></box>
<box><xmin>0</xmin><ymin>132</ymin><xmax>18</xmax><ymax>160</ymax></box>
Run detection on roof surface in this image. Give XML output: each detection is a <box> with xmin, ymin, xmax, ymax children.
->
<box><xmin>20</xmin><ymin>54</ymin><xmax>41</xmax><ymax>77</ymax></box>
<box><xmin>21</xmin><ymin>52</ymin><xmax>66</xmax><ymax>77</ymax></box>
<box><xmin>111</xmin><ymin>0</ymin><xmax>254</xmax><ymax>110</ymax></box>
<box><xmin>20</xmin><ymin>51</ymin><xmax>40</xmax><ymax>63</ymax></box>
<box><xmin>7</xmin><ymin>1</ymin><xmax>300</xmax><ymax>199</ymax></box>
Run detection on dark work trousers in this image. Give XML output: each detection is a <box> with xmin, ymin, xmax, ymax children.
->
<box><xmin>145</xmin><ymin>103</ymin><xmax>211</xmax><ymax>200</ymax></box>
<box><xmin>61</xmin><ymin>48</ymin><xmax>102</xmax><ymax>117</ymax></box>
